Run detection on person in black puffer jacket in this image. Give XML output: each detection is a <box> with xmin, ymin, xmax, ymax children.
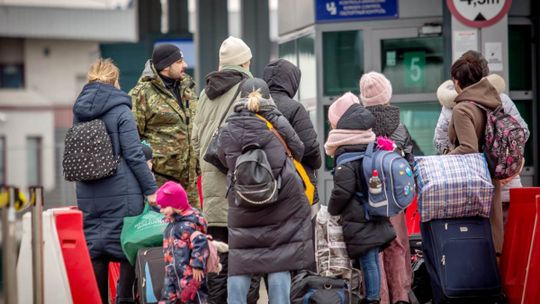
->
<box><xmin>72</xmin><ymin>59</ymin><xmax>158</xmax><ymax>304</ymax></box>
<box><xmin>359</xmin><ymin>71</ymin><xmax>414</xmax><ymax>304</ymax></box>
<box><xmin>263</xmin><ymin>59</ymin><xmax>322</xmax><ymax>205</ymax></box>
<box><xmin>325</xmin><ymin>92</ymin><xmax>396</xmax><ymax>304</ymax></box>
<box><xmin>216</xmin><ymin>78</ymin><xmax>314</xmax><ymax>304</ymax></box>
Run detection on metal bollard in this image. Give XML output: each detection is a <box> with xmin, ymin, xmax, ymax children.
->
<box><xmin>1</xmin><ymin>186</ymin><xmax>18</xmax><ymax>304</ymax></box>
<box><xmin>30</xmin><ymin>186</ymin><xmax>44</xmax><ymax>304</ymax></box>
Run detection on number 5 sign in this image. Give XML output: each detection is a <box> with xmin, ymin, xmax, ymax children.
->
<box><xmin>404</xmin><ymin>52</ymin><xmax>425</xmax><ymax>88</ymax></box>
<box><xmin>447</xmin><ymin>0</ymin><xmax>512</xmax><ymax>28</ymax></box>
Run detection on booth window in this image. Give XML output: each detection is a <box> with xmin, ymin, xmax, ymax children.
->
<box><xmin>26</xmin><ymin>136</ymin><xmax>42</xmax><ymax>186</ymax></box>
<box><xmin>298</xmin><ymin>34</ymin><xmax>316</xmax><ymax>100</ymax></box>
<box><xmin>279</xmin><ymin>40</ymin><xmax>297</xmax><ymax>67</ymax></box>
<box><xmin>278</xmin><ymin>33</ymin><xmax>316</xmax><ymax>101</ymax></box>
<box><xmin>0</xmin><ymin>64</ymin><xmax>24</xmax><ymax>89</ymax></box>
<box><xmin>398</xmin><ymin>102</ymin><xmax>440</xmax><ymax>156</ymax></box>
<box><xmin>381</xmin><ymin>36</ymin><xmax>443</xmax><ymax>94</ymax></box>
<box><xmin>323</xmin><ymin>30</ymin><xmax>363</xmax><ymax>96</ymax></box>
<box><xmin>508</xmin><ymin>25</ymin><xmax>532</xmax><ymax>91</ymax></box>
<box><xmin>0</xmin><ymin>136</ymin><xmax>5</xmax><ymax>184</ymax></box>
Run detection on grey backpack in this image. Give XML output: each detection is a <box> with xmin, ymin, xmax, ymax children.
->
<box><xmin>63</xmin><ymin>119</ymin><xmax>119</xmax><ymax>182</ymax></box>
<box><xmin>232</xmin><ymin>145</ymin><xmax>279</xmax><ymax>208</ymax></box>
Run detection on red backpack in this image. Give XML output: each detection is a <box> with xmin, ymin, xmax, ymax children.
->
<box><xmin>190</xmin><ymin>231</ymin><xmax>221</xmax><ymax>274</ymax></box>
<box><xmin>473</xmin><ymin>103</ymin><xmax>527</xmax><ymax>180</ymax></box>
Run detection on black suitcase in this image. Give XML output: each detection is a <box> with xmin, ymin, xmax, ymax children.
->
<box><xmin>135</xmin><ymin>247</ymin><xmax>164</xmax><ymax>304</ymax></box>
<box><xmin>420</xmin><ymin>217</ymin><xmax>502</xmax><ymax>303</ymax></box>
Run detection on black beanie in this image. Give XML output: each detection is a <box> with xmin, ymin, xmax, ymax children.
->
<box><xmin>240</xmin><ymin>78</ymin><xmax>271</xmax><ymax>99</ymax></box>
<box><xmin>152</xmin><ymin>44</ymin><xmax>183</xmax><ymax>72</ymax></box>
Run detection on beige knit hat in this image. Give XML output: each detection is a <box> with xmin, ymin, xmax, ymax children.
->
<box><xmin>359</xmin><ymin>71</ymin><xmax>392</xmax><ymax>106</ymax></box>
<box><xmin>219</xmin><ymin>36</ymin><xmax>252</xmax><ymax>68</ymax></box>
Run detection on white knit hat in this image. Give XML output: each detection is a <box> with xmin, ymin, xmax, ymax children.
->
<box><xmin>486</xmin><ymin>74</ymin><xmax>505</xmax><ymax>94</ymax></box>
<box><xmin>219</xmin><ymin>36</ymin><xmax>252</xmax><ymax>68</ymax></box>
<box><xmin>436</xmin><ymin>80</ymin><xmax>458</xmax><ymax>109</ymax></box>
<box><xmin>359</xmin><ymin>72</ymin><xmax>392</xmax><ymax>106</ymax></box>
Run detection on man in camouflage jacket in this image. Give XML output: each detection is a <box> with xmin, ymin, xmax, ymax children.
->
<box><xmin>129</xmin><ymin>44</ymin><xmax>200</xmax><ymax>207</ymax></box>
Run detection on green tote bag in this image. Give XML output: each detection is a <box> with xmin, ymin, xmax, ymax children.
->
<box><xmin>121</xmin><ymin>204</ymin><xmax>167</xmax><ymax>264</ymax></box>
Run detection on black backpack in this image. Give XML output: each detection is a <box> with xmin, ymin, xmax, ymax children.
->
<box><xmin>232</xmin><ymin>144</ymin><xmax>279</xmax><ymax>208</ymax></box>
<box><xmin>63</xmin><ymin>119</ymin><xmax>119</xmax><ymax>182</ymax></box>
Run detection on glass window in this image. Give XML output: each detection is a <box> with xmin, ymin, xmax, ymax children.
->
<box><xmin>508</xmin><ymin>25</ymin><xmax>532</xmax><ymax>91</ymax></box>
<box><xmin>398</xmin><ymin>102</ymin><xmax>441</xmax><ymax>156</ymax></box>
<box><xmin>0</xmin><ymin>64</ymin><xmax>24</xmax><ymax>88</ymax></box>
<box><xmin>381</xmin><ymin>37</ymin><xmax>444</xmax><ymax>94</ymax></box>
<box><xmin>278</xmin><ymin>40</ymin><xmax>297</xmax><ymax>67</ymax></box>
<box><xmin>323</xmin><ymin>30</ymin><xmax>363</xmax><ymax>96</ymax></box>
<box><xmin>513</xmin><ymin>100</ymin><xmax>533</xmax><ymax>166</ymax></box>
<box><xmin>26</xmin><ymin>137</ymin><xmax>42</xmax><ymax>186</ymax></box>
<box><xmin>0</xmin><ymin>136</ymin><xmax>5</xmax><ymax>185</ymax></box>
<box><xmin>323</xmin><ymin>105</ymin><xmax>333</xmax><ymax>171</ymax></box>
<box><xmin>298</xmin><ymin>34</ymin><xmax>316</xmax><ymax>100</ymax></box>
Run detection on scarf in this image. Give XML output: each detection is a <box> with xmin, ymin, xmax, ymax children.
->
<box><xmin>324</xmin><ymin>129</ymin><xmax>376</xmax><ymax>156</ymax></box>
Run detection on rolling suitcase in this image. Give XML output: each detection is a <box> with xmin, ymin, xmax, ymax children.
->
<box><xmin>135</xmin><ymin>247</ymin><xmax>165</xmax><ymax>304</ymax></box>
<box><xmin>420</xmin><ymin>217</ymin><xmax>502</xmax><ymax>303</ymax></box>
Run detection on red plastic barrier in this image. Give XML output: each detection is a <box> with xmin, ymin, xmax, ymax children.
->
<box><xmin>501</xmin><ymin>188</ymin><xmax>540</xmax><ymax>304</ymax></box>
<box><xmin>108</xmin><ymin>262</ymin><xmax>121</xmax><ymax>304</ymax></box>
<box><xmin>405</xmin><ymin>195</ymin><xmax>420</xmax><ymax>236</ymax></box>
<box><xmin>521</xmin><ymin>195</ymin><xmax>540</xmax><ymax>303</ymax></box>
<box><xmin>54</xmin><ymin>208</ymin><xmax>101</xmax><ymax>304</ymax></box>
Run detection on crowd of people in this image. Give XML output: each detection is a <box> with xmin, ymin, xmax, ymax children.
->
<box><xmin>70</xmin><ymin>35</ymin><xmax>528</xmax><ymax>304</ymax></box>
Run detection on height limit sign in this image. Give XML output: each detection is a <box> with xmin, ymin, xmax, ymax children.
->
<box><xmin>447</xmin><ymin>0</ymin><xmax>512</xmax><ymax>28</ymax></box>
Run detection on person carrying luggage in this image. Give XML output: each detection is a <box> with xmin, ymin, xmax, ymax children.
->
<box><xmin>70</xmin><ymin>58</ymin><xmax>158</xmax><ymax>304</ymax></box>
<box><xmin>214</xmin><ymin>78</ymin><xmax>314</xmax><ymax>304</ymax></box>
<box><xmin>359</xmin><ymin>71</ymin><xmax>414</xmax><ymax>304</ymax></box>
<box><xmin>447</xmin><ymin>50</ymin><xmax>505</xmax><ymax>255</ymax></box>
<box><xmin>325</xmin><ymin>92</ymin><xmax>396</xmax><ymax>304</ymax></box>
<box><xmin>157</xmin><ymin>181</ymin><xmax>209</xmax><ymax>304</ymax></box>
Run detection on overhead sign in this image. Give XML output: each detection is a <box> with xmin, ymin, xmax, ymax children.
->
<box><xmin>447</xmin><ymin>0</ymin><xmax>512</xmax><ymax>28</ymax></box>
<box><xmin>316</xmin><ymin>0</ymin><xmax>398</xmax><ymax>22</ymax></box>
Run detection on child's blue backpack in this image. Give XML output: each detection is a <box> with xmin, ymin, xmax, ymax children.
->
<box><xmin>335</xmin><ymin>143</ymin><xmax>415</xmax><ymax>218</ymax></box>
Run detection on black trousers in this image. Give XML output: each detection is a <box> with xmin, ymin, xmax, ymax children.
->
<box><xmin>92</xmin><ymin>257</ymin><xmax>136</xmax><ymax>304</ymax></box>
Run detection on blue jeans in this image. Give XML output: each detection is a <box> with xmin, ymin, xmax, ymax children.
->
<box><xmin>228</xmin><ymin>271</ymin><xmax>291</xmax><ymax>304</ymax></box>
<box><xmin>358</xmin><ymin>248</ymin><xmax>381</xmax><ymax>301</ymax></box>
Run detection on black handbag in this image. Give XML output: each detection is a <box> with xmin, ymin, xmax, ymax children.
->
<box><xmin>203</xmin><ymin>80</ymin><xmax>245</xmax><ymax>174</ymax></box>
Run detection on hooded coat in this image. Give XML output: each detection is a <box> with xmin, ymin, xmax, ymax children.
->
<box><xmin>73</xmin><ymin>82</ymin><xmax>157</xmax><ymax>259</ymax></box>
<box><xmin>327</xmin><ymin>104</ymin><xmax>396</xmax><ymax>259</ymax></box>
<box><xmin>364</xmin><ymin>104</ymin><xmax>414</xmax><ymax>167</ymax></box>
<box><xmin>448</xmin><ymin>78</ymin><xmax>502</xmax><ymax>155</ymax></box>
<box><xmin>262</xmin><ymin>59</ymin><xmax>322</xmax><ymax>187</ymax></box>
<box><xmin>192</xmin><ymin>65</ymin><xmax>252</xmax><ymax>227</ymax></box>
<box><xmin>215</xmin><ymin>100</ymin><xmax>314</xmax><ymax>276</ymax></box>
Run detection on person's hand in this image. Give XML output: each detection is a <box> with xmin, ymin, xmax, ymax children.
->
<box><xmin>192</xmin><ymin>268</ymin><xmax>204</xmax><ymax>282</ymax></box>
<box><xmin>146</xmin><ymin>192</ymin><xmax>157</xmax><ymax>206</ymax></box>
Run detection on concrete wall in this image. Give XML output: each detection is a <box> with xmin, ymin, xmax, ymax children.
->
<box><xmin>24</xmin><ymin>39</ymin><xmax>100</xmax><ymax>105</ymax></box>
<box><xmin>0</xmin><ymin>109</ymin><xmax>55</xmax><ymax>191</ymax></box>
<box><xmin>0</xmin><ymin>4</ymin><xmax>138</xmax><ymax>42</ymax></box>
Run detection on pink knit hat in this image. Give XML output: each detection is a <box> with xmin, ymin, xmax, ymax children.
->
<box><xmin>156</xmin><ymin>181</ymin><xmax>190</xmax><ymax>211</ymax></box>
<box><xmin>328</xmin><ymin>92</ymin><xmax>360</xmax><ymax>129</ymax></box>
<box><xmin>359</xmin><ymin>72</ymin><xmax>392</xmax><ymax>106</ymax></box>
